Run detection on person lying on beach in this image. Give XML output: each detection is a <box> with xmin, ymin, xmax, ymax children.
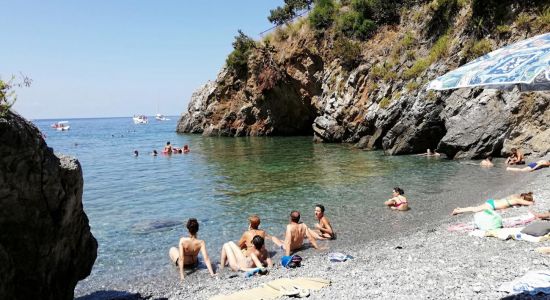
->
<box><xmin>505</xmin><ymin>148</ymin><xmax>525</xmax><ymax>165</ymax></box>
<box><xmin>507</xmin><ymin>160</ymin><xmax>550</xmax><ymax>172</ymax></box>
<box><xmin>416</xmin><ymin>149</ymin><xmax>441</xmax><ymax>157</ymax></box>
<box><xmin>220</xmin><ymin>235</ymin><xmax>273</xmax><ymax>272</ymax></box>
<box><xmin>384</xmin><ymin>187</ymin><xmax>409</xmax><ymax>211</ymax></box>
<box><xmin>168</xmin><ymin>218</ymin><xmax>215</xmax><ymax>280</ymax></box>
<box><xmin>272</xmin><ymin>210</ymin><xmax>320</xmax><ymax>256</ymax></box>
<box><xmin>309</xmin><ymin>204</ymin><xmax>335</xmax><ymax>240</ymax></box>
<box><xmin>237</xmin><ymin>215</ymin><xmax>267</xmax><ymax>250</ymax></box>
<box><xmin>480</xmin><ymin>156</ymin><xmax>494</xmax><ymax>167</ymax></box>
<box><xmin>451</xmin><ymin>192</ymin><xmax>534</xmax><ymax>215</ymax></box>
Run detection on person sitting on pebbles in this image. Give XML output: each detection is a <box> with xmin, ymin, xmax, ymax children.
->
<box><xmin>452</xmin><ymin>192</ymin><xmax>534</xmax><ymax>215</ymax></box>
<box><xmin>505</xmin><ymin>148</ymin><xmax>525</xmax><ymax>165</ymax></box>
<box><xmin>384</xmin><ymin>187</ymin><xmax>409</xmax><ymax>211</ymax></box>
<box><xmin>309</xmin><ymin>204</ymin><xmax>335</xmax><ymax>240</ymax></box>
<box><xmin>507</xmin><ymin>160</ymin><xmax>550</xmax><ymax>172</ymax></box>
<box><xmin>272</xmin><ymin>210</ymin><xmax>320</xmax><ymax>256</ymax></box>
<box><xmin>237</xmin><ymin>215</ymin><xmax>267</xmax><ymax>251</ymax></box>
<box><xmin>220</xmin><ymin>235</ymin><xmax>272</xmax><ymax>273</ymax></box>
<box><xmin>168</xmin><ymin>218</ymin><xmax>216</xmax><ymax>281</ymax></box>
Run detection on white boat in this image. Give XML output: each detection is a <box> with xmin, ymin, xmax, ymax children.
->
<box><xmin>133</xmin><ymin>115</ymin><xmax>148</xmax><ymax>124</ymax></box>
<box><xmin>155</xmin><ymin>114</ymin><xmax>170</xmax><ymax>121</ymax></box>
<box><xmin>51</xmin><ymin>121</ymin><xmax>70</xmax><ymax>131</ymax></box>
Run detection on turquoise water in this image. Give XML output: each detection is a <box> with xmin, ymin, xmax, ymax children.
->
<box><xmin>31</xmin><ymin>117</ymin><xmax>519</xmax><ymax>293</ymax></box>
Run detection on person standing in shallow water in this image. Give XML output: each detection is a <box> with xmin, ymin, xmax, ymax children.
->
<box><xmin>384</xmin><ymin>187</ymin><xmax>409</xmax><ymax>211</ymax></box>
<box><xmin>164</xmin><ymin>141</ymin><xmax>172</xmax><ymax>154</ymax></box>
<box><xmin>168</xmin><ymin>218</ymin><xmax>215</xmax><ymax>280</ymax></box>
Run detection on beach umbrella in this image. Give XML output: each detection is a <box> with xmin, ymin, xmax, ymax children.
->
<box><xmin>427</xmin><ymin>32</ymin><xmax>550</xmax><ymax>91</ymax></box>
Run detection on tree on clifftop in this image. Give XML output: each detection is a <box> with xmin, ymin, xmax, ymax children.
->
<box><xmin>226</xmin><ymin>30</ymin><xmax>256</xmax><ymax>79</ymax></box>
<box><xmin>268</xmin><ymin>0</ymin><xmax>313</xmax><ymax>25</ymax></box>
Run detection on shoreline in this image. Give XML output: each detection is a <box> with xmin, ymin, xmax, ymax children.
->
<box><xmin>75</xmin><ymin>161</ymin><xmax>550</xmax><ymax>299</ymax></box>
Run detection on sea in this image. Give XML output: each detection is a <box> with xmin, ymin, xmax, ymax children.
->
<box><xmin>30</xmin><ymin>117</ymin><xmax>524</xmax><ymax>296</ymax></box>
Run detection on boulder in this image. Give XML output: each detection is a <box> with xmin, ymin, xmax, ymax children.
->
<box><xmin>0</xmin><ymin>111</ymin><xmax>97</xmax><ymax>300</ymax></box>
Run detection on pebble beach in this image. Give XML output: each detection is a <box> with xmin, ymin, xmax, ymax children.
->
<box><xmin>75</xmin><ymin>158</ymin><xmax>550</xmax><ymax>300</ymax></box>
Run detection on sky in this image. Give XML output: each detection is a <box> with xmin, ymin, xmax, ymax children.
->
<box><xmin>1</xmin><ymin>0</ymin><xmax>284</xmax><ymax>119</ymax></box>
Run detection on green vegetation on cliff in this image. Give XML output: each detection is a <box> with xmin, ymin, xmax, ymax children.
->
<box><xmin>0</xmin><ymin>75</ymin><xmax>31</xmax><ymax>116</ymax></box>
<box><xmin>226</xmin><ymin>30</ymin><xmax>256</xmax><ymax>78</ymax></box>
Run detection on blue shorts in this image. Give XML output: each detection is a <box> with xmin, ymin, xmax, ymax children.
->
<box><xmin>528</xmin><ymin>162</ymin><xmax>537</xmax><ymax>169</ymax></box>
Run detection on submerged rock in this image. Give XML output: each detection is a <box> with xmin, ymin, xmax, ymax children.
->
<box><xmin>0</xmin><ymin>111</ymin><xmax>97</xmax><ymax>300</ymax></box>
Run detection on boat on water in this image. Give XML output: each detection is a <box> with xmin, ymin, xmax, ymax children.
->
<box><xmin>133</xmin><ymin>115</ymin><xmax>148</xmax><ymax>124</ymax></box>
<box><xmin>155</xmin><ymin>114</ymin><xmax>170</xmax><ymax>121</ymax></box>
<box><xmin>51</xmin><ymin>121</ymin><xmax>70</xmax><ymax>131</ymax></box>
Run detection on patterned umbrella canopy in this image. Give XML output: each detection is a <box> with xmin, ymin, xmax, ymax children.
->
<box><xmin>427</xmin><ymin>33</ymin><xmax>550</xmax><ymax>91</ymax></box>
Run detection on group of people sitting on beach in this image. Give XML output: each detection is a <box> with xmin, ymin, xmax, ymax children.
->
<box><xmin>168</xmin><ymin>147</ymin><xmax>550</xmax><ymax>281</ymax></box>
<box><xmin>168</xmin><ymin>204</ymin><xmax>334</xmax><ymax>280</ymax></box>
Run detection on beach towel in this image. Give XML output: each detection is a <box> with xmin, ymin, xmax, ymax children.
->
<box><xmin>448</xmin><ymin>213</ymin><xmax>535</xmax><ymax>232</ymax></box>
<box><xmin>209</xmin><ymin>277</ymin><xmax>331</xmax><ymax>300</ymax></box>
<box><xmin>328</xmin><ymin>252</ymin><xmax>353</xmax><ymax>262</ymax></box>
<box><xmin>498</xmin><ymin>270</ymin><xmax>550</xmax><ymax>295</ymax></box>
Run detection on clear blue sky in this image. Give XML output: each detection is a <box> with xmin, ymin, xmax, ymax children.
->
<box><xmin>1</xmin><ymin>0</ymin><xmax>283</xmax><ymax>119</ymax></box>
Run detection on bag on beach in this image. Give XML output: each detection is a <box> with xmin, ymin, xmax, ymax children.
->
<box><xmin>281</xmin><ymin>255</ymin><xmax>302</xmax><ymax>268</ymax></box>
<box><xmin>521</xmin><ymin>222</ymin><xmax>550</xmax><ymax>237</ymax></box>
<box><xmin>474</xmin><ymin>209</ymin><xmax>503</xmax><ymax>230</ymax></box>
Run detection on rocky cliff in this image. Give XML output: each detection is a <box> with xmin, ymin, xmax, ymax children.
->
<box><xmin>0</xmin><ymin>111</ymin><xmax>97</xmax><ymax>300</ymax></box>
<box><xmin>178</xmin><ymin>1</ymin><xmax>550</xmax><ymax>159</ymax></box>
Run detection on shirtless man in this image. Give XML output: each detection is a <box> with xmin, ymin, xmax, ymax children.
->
<box><xmin>168</xmin><ymin>218</ymin><xmax>215</xmax><ymax>280</ymax></box>
<box><xmin>164</xmin><ymin>141</ymin><xmax>173</xmax><ymax>154</ymax></box>
<box><xmin>237</xmin><ymin>215</ymin><xmax>267</xmax><ymax>250</ymax></box>
<box><xmin>505</xmin><ymin>148</ymin><xmax>525</xmax><ymax>165</ymax></box>
<box><xmin>272</xmin><ymin>211</ymin><xmax>320</xmax><ymax>256</ymax></box>
<box><xmin>310</xmin><ymin>204</ymin><xmax>335</xmax><ymax>240</ymax></box>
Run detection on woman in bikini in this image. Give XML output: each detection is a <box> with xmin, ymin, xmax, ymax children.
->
<box><xmin>168</xmin><ymin>218</ymin><xmax>216</xmax><ymax>280</ymax></box>
<box><xmin>507</xmin><ymin>160</ymin><xmax>550</xmax><ymax>172</ymax></box>
<box><xmin>220</xmin><ymin>235</ymin><xmax>272</xmax><ymax>272</ymax></box>
<box><xmin>384</xmin><ymin>187</ymin><xmax>409</xmax><ymax>211</ymax></box>
<box><xmin>452</xmin><ymin>192</ymin><xmax>534</xmax><ymax>215</ymax></box>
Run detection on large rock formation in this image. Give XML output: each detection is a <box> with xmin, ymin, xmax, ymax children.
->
<box><xmin>178</xmin><ymin>1</ymin><xmax>550</xmax><ymax>159</ymax></box>
<box><xmin>0</xmin><ymin>111</ymin><xmax>97</xmax><ymax>300</ymax></box>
